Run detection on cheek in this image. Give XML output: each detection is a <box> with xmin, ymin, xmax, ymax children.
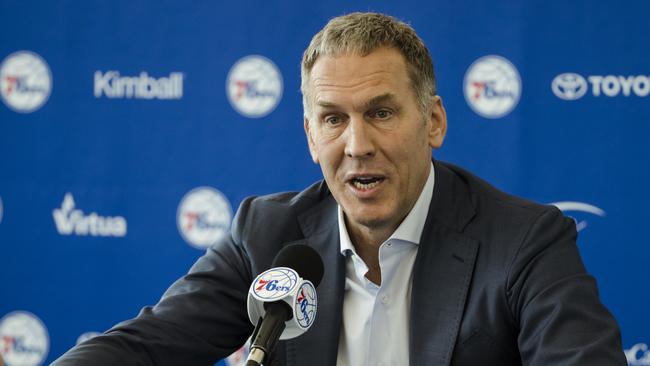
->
<box><xmin>405</xmin><ymin>126</ymin><xmax>432</xmax><ymax>154</ymax></box>
<box><xmin>392</xmin><ymin>134</ymin><xmax>419</xmax><ymax>158</ymax></box>
<box><xmin>314</xmin><ymin>141</ymin><xmax>343</xmax><ymax>173</ymax></box>
<box><xmin>389</xmin><ymin>131</ymin><xmax>430</xmax><ymax>176</ymax></box>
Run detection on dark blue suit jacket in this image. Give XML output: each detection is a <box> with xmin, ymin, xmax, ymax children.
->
<box><xmin>53</xmin><ymin>161</ymin><xmax>626</xmax><ymax>365</ymax></box>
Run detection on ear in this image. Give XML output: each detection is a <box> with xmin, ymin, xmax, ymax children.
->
<box><xmin>427</xmin><ymin>96</ymin><xmax>447</xmax><ymax>149</ymax></box>
<box><xmin>304</xmin><ymin>117</ymin><xmax>320</xmax><ymax>164</ymax></box>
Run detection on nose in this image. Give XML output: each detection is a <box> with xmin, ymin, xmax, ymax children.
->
<box><xmin>344</xmin><ymin>117</ymin><xmax>375</xmax><ymax>159</ymax></box>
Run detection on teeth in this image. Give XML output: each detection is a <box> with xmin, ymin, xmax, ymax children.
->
<box><xmin>352</xmin><ymin>179</ymin><xmax>381</xmax><ymax>190</ymax></box>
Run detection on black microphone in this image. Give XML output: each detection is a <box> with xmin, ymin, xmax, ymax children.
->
<box><xmin>245</xmin><ymin>244</ymin><xmax>324</xmax><ymax>366</ymax></box>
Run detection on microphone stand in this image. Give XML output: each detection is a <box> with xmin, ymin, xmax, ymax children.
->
<box><xmin>245</xmin><ymin>302</ymin><xmax>291</xmax><ymax>366</ymax></box>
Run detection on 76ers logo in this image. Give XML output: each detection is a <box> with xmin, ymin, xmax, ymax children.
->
<box><xmin>177</xmin><ymin>187</ymin><xmax>232</xmax><ymax>249</ymax></box>
<box><xmin>464</xmin><ymin>55</ymin><xmax>521</xmax><ymax>119</ymax></box>
<box><xmin>0</xmin><ymin>311</ymin><xmax>49</xmax><ymax>366</ymax></box>
<box><xmin>0</xmin><ymin>51</ymin><xmax>52</xmax><ymax>113</ymax></box>
<box><xmin>294</xmin><ymin>281</ymin><xmax>317</xmax><ymax>329</ymax></box>
<box><xmin>251</xmin><ymin>268</ymin><xmax>298</xmax><ymax>301</ymax></box>
<box><xmin>226</xmin><ymin>55</ymin><xmax>283</xmax><ymax>118</ymax></box>
<box><xmin>255</xmin><ymin>279</ymin><xmax>290</xmax><ymax>292</ymax></box>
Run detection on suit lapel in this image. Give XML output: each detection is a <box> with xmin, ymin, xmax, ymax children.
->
<box><xmin>409</xmin><ymin>161</ymin><xmax>480</xmax><ymax>365</ymax></box>
<box><xmin>285</xmin><ymin>193</ymin><xmax>344</xmax><ymax>366</ymax></box>
<box><xmin>283</xmin><ymin>161</ymin><xmax>479</xmax><ymax>366</ymax></box>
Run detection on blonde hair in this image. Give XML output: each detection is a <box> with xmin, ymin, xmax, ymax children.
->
<box><xmin>301</xmin><ymin>12</ymin><xmax>436</xmax><ymax>118</ymax></box>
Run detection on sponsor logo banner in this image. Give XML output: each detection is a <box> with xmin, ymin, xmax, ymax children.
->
<box><xmin>94</xmin><ymin>71</ymin><xmax>183</xmax><ymax>100</ymax></box>
<box><xmin>552</xmin><ymin>73</ymin><xmax>650</xmax><ymax>100</ymax></box>
<box><xmin>551</xmin><ymin>73</ymin><xmax>588</xmax><ymax>100</ymax></box>
<box><xmin>52</xmin><ymin>193</ymin><xmax>127</xmax><ymax>237</ymax></box>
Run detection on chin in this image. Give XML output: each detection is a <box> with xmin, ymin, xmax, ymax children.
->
<box><xmin>347</xmin><ymin>212</ymin><xmax>392</xmax><ymax>229</ymax></box>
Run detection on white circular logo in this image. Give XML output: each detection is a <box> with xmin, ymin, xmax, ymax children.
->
<box><xmin>294</xmin><ymin>281</ymin><xmax>317</xmax><ymax>329</ymax></box>
<box><xmin>552</xmin><ymin>73</ymin><xmax>588</xmax><ymax>100</ymax></box>
<box><xmin>177</xmin><ymin>187</ymin><xmax>233</xmax><ymax>249</ymax></box>
<box><xmin>0</xmin><ymin>51</ymin><xmax>52</xmax><ymax>113</ymax></box>
<box><xmin>226</xmin><ymin>55</ymin><xmax>283</xmax><ymax>118</ymax></box>
<box><xmin>251</xmin><ymin>268</ymin><xmax>299</xmax><ymax>301</ymax></box>
<box><xmin>464</xmin><ymin>55</ymin><xmax>521</xmax><ymax>119</ymax></box>
<box><xmin>625</xmin><ymin>343</ymin><xmax>650</xmax><ymax>366</ymax></box>
<box><xmin>0</xmin><ymin>311</ymin><xmax>49</xmax><ymax>366</ymax></box>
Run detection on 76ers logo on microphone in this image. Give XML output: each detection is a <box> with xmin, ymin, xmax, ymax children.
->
<box><xmin>251</xmin><ymin>268</ymin><xmax>298</xmax><ymax>301</ymax></box>
<box><xmin>294</xmin><ymin>282</ymin><xmax>317</xmax><ymax>329</ymax></box>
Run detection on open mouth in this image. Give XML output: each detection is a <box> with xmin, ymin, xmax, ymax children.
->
<box><xmin>349</xmin><ymin>176</ymin><xmax>385</xmax><ymax>190</ymax></box>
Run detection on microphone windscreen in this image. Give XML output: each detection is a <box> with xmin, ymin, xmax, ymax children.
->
<box><xmin>272</xmin><ymin>244</ymin><xmax>324</xmax><ymax>287</ymax></box>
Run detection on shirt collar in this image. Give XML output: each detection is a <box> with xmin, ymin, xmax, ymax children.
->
<box><xmin>338</xmin><ymin>162</ymin><xmax>435</xmax><ymax>255</ymax></box>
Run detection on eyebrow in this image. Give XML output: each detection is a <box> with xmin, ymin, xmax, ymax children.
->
<box><xmin>315</xmin><ymin>93</ymin><xmax>398</xmax><ymax>111</ymax></box>
<box><xmin>364</xmin><ymin>93</ymin><xmax>397</xmax><ymax>109</ymax></box>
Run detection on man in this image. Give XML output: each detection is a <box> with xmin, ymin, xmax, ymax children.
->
<box><xmin>54</xmin><ymin>12</ymin><xmax>625</xmax><ymax>365</ymax></box>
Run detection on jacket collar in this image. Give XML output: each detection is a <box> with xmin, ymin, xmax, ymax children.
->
<box><xmin>284</xmin><ymin>192</ymin><xmax>343</xmax><ymax>366</ymax></box>
<box><xmin>409</xmin><ymin>161</ymin><xmax>479</xmax><ymax>365</ymax></box>
<box><xmin>286</xmin><ymin>160</ymin><xmax>479</xmax><ymax>366</ymax></box>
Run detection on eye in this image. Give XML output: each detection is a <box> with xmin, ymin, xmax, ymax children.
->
<box><xmin>324</xmin><ymin>115</ymin><xmax>342</xmax><ymax>126</ymax></box>
<box><xmin>370</xmin><ymin>109</ymin><xmax>393</xmax><ymax>120</ymax></box>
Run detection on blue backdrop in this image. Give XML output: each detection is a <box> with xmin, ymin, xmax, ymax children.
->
<box><xmin>1</xmin><ymin>1</ymin><xmax>648</xmax><ymax>365</ymax></box>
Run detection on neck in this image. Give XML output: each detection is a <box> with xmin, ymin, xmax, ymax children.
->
<box><xmin>346</xmin><ymin>219</ymin><xmax>393</xmax><ymax>249</ymax></box>
<box><xmin>342</xmin><ymin>161</ymin><xmax>433</xmax><ymax>285</ymax></box>
<box><xmin>345</xmin><ymin>218</ymin><xmax>395</xmax><ymax>285</ymax></box>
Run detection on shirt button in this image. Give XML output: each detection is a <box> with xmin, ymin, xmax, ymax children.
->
<box><xmin>381</xmin><ymin>295</ymin><xmax>389</xmax><ymax>304</ymax></box>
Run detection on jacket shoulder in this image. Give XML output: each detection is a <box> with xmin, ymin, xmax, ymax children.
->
<box><xmin>228</xmin><ymin>181</ymin><xmax>330</xmax><ymax>269</ymax></box>
<box><xmin>437</xmin><ymin>161</ymin><xmax>574</xmax><ymax>275</ymax></box>
<box><xmin>441</xmin><ymin>161</ymin><xmax>562</xmax><ymax>224</ymax></box>
<box><xmin>241</xmin><ymin>180</ymin><xmax>328</xmax><ymax>217</ymax></box>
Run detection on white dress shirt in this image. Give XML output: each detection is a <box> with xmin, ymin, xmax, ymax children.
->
<box><xmin>336</xmin><ymin>163</ymin><xmax>435</xmax><ymax>366</ymax></box>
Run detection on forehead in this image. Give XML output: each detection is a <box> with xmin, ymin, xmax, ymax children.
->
<box><xmin>309</xmin><ymin>48</ymin><xmax>412</xmax><ymax>107</ymax></box>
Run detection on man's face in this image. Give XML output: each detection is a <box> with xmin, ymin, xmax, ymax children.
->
<box><xmin>304</xmin><ymin>47</ymin><xmax>447</xmax><ymax>239</ymax></box>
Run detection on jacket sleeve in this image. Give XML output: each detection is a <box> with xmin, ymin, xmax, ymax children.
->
<box><xmin>507</xmin><ymin>207</ymin><xmax>626</xmax><ymax>366</ymax></box>
<box><xmin>51</xmin><ymin>197</ymin><xmax>257</xmax><ymax>366</ymax></box>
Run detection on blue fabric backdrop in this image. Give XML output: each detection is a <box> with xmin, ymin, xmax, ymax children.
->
<box><xmin>1</xmin><ymin>1</ymin><xmax>648</xmax><ymax>365</ymax></box>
